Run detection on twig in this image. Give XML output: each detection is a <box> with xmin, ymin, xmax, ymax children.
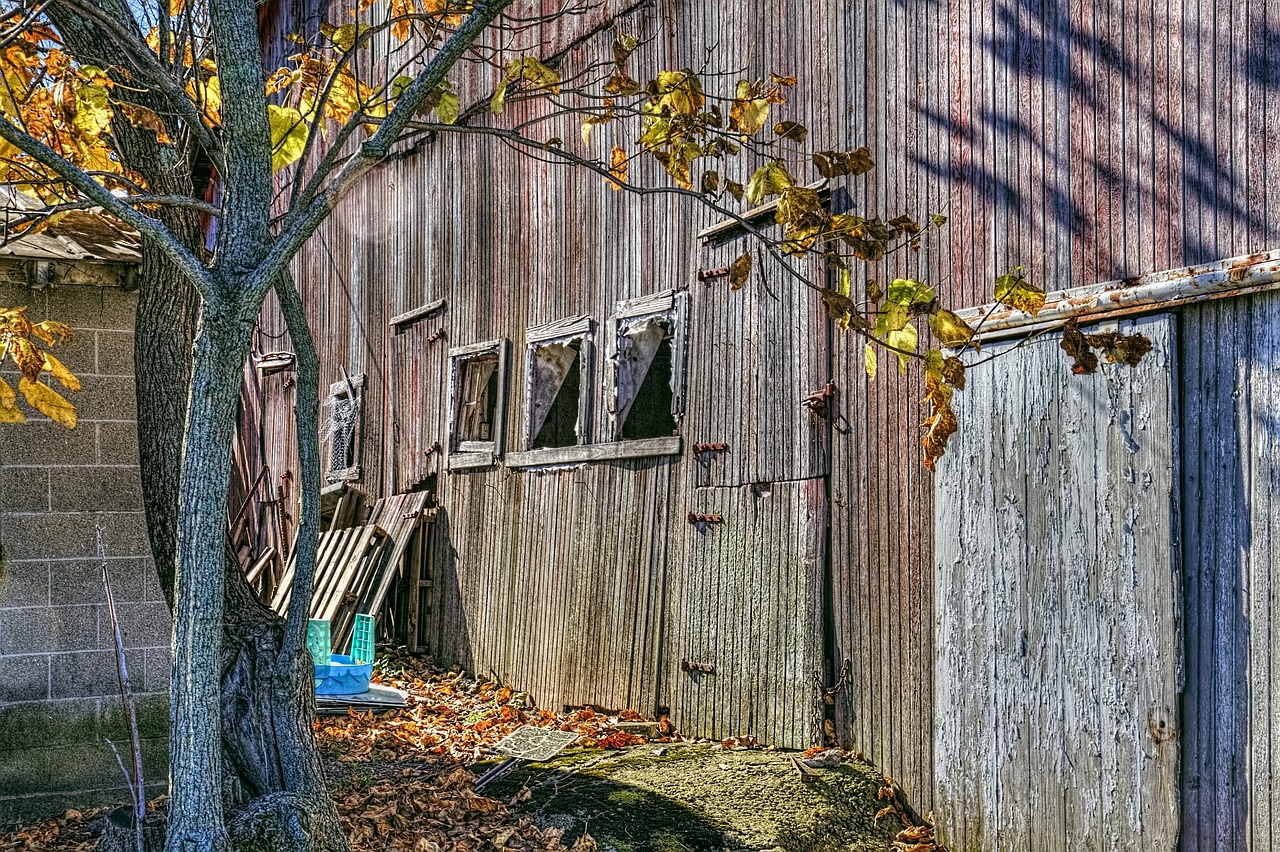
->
<box><xmin>100</xmin><ymin>521</ymin><xmax>145</xmax><ymax>852</ymax></box>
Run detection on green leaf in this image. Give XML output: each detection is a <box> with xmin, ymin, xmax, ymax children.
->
<box><xmin>490</xmin><ymin>80</ymin><xmax>508</xmax><ymax>115</ymax></box>
<box><xmin>320</xmin><ymin>23</ymin><xmax>368</xmax><ymax>52</ymax></box>
<box><xmin>745</xmin><ymin>160</ymin><xmax>793</xmax><ymax>205</ymax></box>
<box><xmin>435</xmin><ymin>91</ymin><xmax>460</xmax><ymax>125</ymax></box>
<box><xmin>838</xmin><ymin>268</ymin><xmax>851</xmax><ymax>298</ymax></box>
<box><xmin>886</xmin><ymin>278</ymin><xmax>935</xmax><ymax>308</ymax></box>
<box><xmin>873</xmin><ymin>301</ymin><xmax>909</xmax><ymax>338</ymax></box>
<box><xmin>268</xmin><ymin>104</ymin><xmax>308</xmax><ymax>172</ymax></box>
<box><xmin>993</xmin><ymin>267</ymin><xmax>1045</xmax><ymax>316</ymax></box>
<box><xmin>864</xmin><ymin>343</ymin><xmax>877</xmax><ymax>380</ymax></box>
<box><xmin>389</xmin><ymin>76</ymin><xmax>415</xmax><ymax>99</ymax></box>
<box><xmin>73</xmin><ymin>84</ymin><xmax>112</xmax><ymax>139</ymax></box>
<box><xmin>884</xmin><ymin>323</ymin><xmax>918</xmax><ymax>372</ymax></box>
<box><xmin>928</xmin><ymin>308</ymin><xmax>976</xmax><ymax>348</ymax></box>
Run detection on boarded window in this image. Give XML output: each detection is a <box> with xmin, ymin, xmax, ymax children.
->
<box><xmin>447</xmin><ymin>339</ymin><xmax>508</xmax><ymax>464</ymax></box>
<box><xmin>525</xmin><ymin>316</ymin><xmax>593</xmax><ymax>450</ymax></box>
<box><xmin>608</xmin><ymin>292</ymin><xmax>687</xmax><ymax>441</ymax></box>
<box><xmin>324</xmin><ymin>373</ymin><xmax>364</xmax><ymax>481</ymax></box>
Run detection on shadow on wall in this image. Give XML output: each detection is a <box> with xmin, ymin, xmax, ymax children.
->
<box><xmin>425</xmin><ymin>506</ymin><xmax>473</xmax><ymax>675</ymax></box>
<box><xmin>909</xmin><ymin>0</ymin><xmax>1280</xmax><ymax>285</ymax></box>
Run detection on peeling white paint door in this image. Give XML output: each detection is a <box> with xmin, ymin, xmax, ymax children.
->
<box><xmin>934</xmin><ymin>314</ymin><xmax>1181</xmax><ymax>851</ymax></box>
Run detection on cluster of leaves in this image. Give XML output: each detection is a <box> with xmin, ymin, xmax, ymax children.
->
<box><xmin>0</xmin><ymin>306</ymin><xmax>78</xmax><ymax>428</ymax></box>
<box><xmin>317</xmin><ymin>652</ymin><xmax>671</xmax><ymax>764</ymax></box>
<box><xmin>874</xmin><ymin>776</ymin><xmax>943</xmax><ymax>852</ymax></box>
<box><xmin>1060</xmin><ymin>316</ymin><xmax>1154</xmax><ymax>374</ymax></box>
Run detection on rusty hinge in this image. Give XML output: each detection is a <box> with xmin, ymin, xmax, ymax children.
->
<box><xmin>802</xmin><ymin>382</ymin><xmax>836</xmax><ymax>418</ymax></box>
<box><xmin>692</xmin><ymin>442</ymin><xmax>728</xmax><ymax>454</ymax></box>
<box><xmin>698</xmin><ymin>266</ymin><xmax>729</xmax><ymax>282</ymax></box>
<box><xmin>681</xmin><ymin>660</ymin><xmax>715</xmax><ymax>674</ymax></box>
<box><xmin>688</xmin><ymin>512</ymin><xmax>723</xmax><ymax>525</ymax></box>
<box><xmin>426</xmin><ymin>328</ymin><xmax>447</xmax><ymax>345</ymax></box>
<box><xmin>423</xmin><ymin>441</ymin><xmax>442</xmax><ymax>458</ymax></box>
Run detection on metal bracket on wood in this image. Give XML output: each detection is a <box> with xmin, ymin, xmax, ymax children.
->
<box><xmin>423</xmin><ymin>442</ymin><xmax>442</xmax><ymax>459</ymax></box>
<box><xmin>681</xmin><ymin>660</ymin><xmax>715</xmax><ymax>674</ymax></box>
<box><xmin>688</xmin><ymin>512</ymin><xmax>723</xmax><ymax>525</ymax></box>
<box><xmin>425</xmin><ymin>328</ymin><xmax>446</xmax><ymax>345</ymax></box>
<box><xmin>698</xmin><ymin>266</ymin><xmax>729</xmax><ymax>283</ymax></box>
<box><xmin>802</xmin><ymin>383</ymin><xmax>836</xmax><ymax>418</ymax></box>
<box><xmin>692</xmin><ymin>442</ymin><xmax>728</xmax><ymax>454</ymax></box>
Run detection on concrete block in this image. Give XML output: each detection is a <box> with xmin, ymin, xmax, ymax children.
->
<box><xmin>95</xmin><ymin>332</ymin><xmax>134</xmax><ymax>377</ymax></box>
<box><xmin>0</xmin><ymin>655</ymin><xmax>48</xmax><ymax>702</ymax></box>
<box><xmin>41</xmin><ymin>332</ymin><xmax>95</xmax><ymax>378</ymax></box>
<box><xmin>0</xmin><ymin>467</ymin><xmax>50</xmax><ymax>512</ymax></box>
<box><xmin>100</xmin><ymin>693</ymin><xmax>168</xmax><ymax>743</ymax></box>
<box><xmin>44</xmin><ymin>285</ymin><xmax>135</xmax><ymax>333</ymax></box>
<box><xmin>112</xmin><ymin>601</ymin><xmax>170</xmax><ymax>649</ymax></box>
<box><xmin>0</xmin><ymin>778</ymin><xmax>167</xmax><ymax>827</ymax></box>
<box><xmin>143</xmin><ymin>647</ymin><xmax>169</xmax><ymax>693</ymax></box>
<box><xmin>49</xmin><ymin>648</ymin><xmax>144</xmax><ymax>699</ymax></box>
<box><xmin>0</xmin><ymin>741</ymin><xmax>120</xmax><ymax>796</ymax></box>
<box><xmin>50</xmin><ymin>558</ymin><xmax>146</xmax><ymax>606</ymax></box>
<box><xmin>51</xmin><ymin>605</ymin><xmax>102</xmax><ymax>653</ymax></box>
<box><xmin>0</xmin><ymin>514</ymin><xmax>96</xmax><ymax>561</ymax></box>
<box><xmin>0</xmin><ymin>421</ymin><xmax>97</xmax><ymax>467</ymax></box>
<box><xmin>0</xmin><ymin>607</ymin><xmax>52</xmax><ymax>654</ymax></box>
<box><xmin>71</xmin><ymin>377</ymin><xmax>136</xmax><ymax>422</ymax></box>
<box><xmin>50</xmin><ymin>467</ymin><xmax>142</xmax><ymax>513</ymax></box>
<box><xmin>0</xmin><ymin>698</ymin><xmax>101</xmax><ymax>751</ymax></box>
<box><xmin>95</xmin><ymin>423</ymin><xmax>139</xmax><ymax>466</ymax></box>
<box><xmin>0</xmin><ymin>561</ymin><xmax>48</xmax><ymax>606</ymax></box>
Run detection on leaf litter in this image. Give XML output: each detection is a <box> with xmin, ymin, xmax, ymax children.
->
<box><xmin>1</xmin><ymin>651</ymin><xmax>943</xmax><ymax>851</ymax></box>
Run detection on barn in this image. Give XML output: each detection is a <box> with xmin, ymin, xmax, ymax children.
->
<box><xmin>241</xmin><ymin>0</ymin><xmax>1280</xmax><ymax>848</ymax></box>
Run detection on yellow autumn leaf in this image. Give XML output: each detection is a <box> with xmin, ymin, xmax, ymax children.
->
<box><xmin>608</xmin><ymin>145</ymin><xmax>628</xmax><ymax>190</ymax></box>
<box><xmin>41</xmin><ymin>351</ymin><xmax>80</xmax><ymax>391</ymax></box>
<box><xmin>18</xmin><ymin>377</ymin><xmax>76</xmax><ymax>428</ymax></box>
<box><xmin>0</xmin><ymin>377</ymin><xmax>23</xmax><ymax>423</ymax></box>
<box><xmin>72</xmin><ymin>84</ymin><xmax>112</xmax><ymax>139</ymax></box>
<box><xmin>268</xmin><ymin>104</ymin><xmax>308</xmax><ymax>172</ymax></box>
<box><xmin>864</xmin><ymin>343</ymin><xmax>877</xmax><ymax>380</ymax></box>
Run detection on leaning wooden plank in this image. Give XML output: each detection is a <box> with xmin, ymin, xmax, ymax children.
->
<box><xmin>307</xmin><ymin>527</ymin><xmax>360</xmax><ymax>618</ymax></box>
<box><xmin>280</xmin><ymin>524</ymin><xmax>349</xmax><ymax>617</ymax></box>
<box><xmin>318</xmin><ymin>525</ymin><xmax>384</xmax><ymax>623</ymax></box>
<box><xmin>360</xmin><ymin>495</ymin><xmax>432</xmax><ymax>618</ymax></box>
<box><xmin>310</xmin><ymin>526</ymin><xmax>369</xmax><ymax>619</ymax></box>
<box><xmin>245</xmin><ymin>547</ymin><xmax>277</xmax><ymax>586</ymax></box>
<box><xmin>329</xmin><ymin>532</ymin><xmax>392</xmax><ymax>651</ymax></box>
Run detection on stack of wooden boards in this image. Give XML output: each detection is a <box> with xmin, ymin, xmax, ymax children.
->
<box><xmin>269</xmin><ymin>492</ymin><xmax>432</xmax><ymax>653</ymax></box>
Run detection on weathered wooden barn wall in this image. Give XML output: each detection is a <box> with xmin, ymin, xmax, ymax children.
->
<box><xmin>251</xmin><ymin>0</ymin><xmax>1280</xmax><ymax>830</ymax></box>
<box><xmin>935</xmin><ymin>315</ymin><xmax>1181</xmax><ymax>851</ymax></box>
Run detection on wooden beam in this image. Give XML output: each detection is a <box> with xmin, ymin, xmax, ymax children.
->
<box><xmin>506</xmin><ymin>436</ymin><xmax>682</xmax><ymax>468</ymax></box>
<box><xmin>389</xmin><ymin>298</ymin><xmax>447</xmax><ymax>331</ymax></box>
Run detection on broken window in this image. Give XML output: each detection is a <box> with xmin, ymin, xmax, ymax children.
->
<box><xmin>447</xmin><ymin>339</ymin><xmax>508</xmax><ymax>464</ymax></box>
<box><xmin>525</xmin><ymin>316</ymin><xmax>593</xmax><ymax>450</ymax></box>
<box><xmin>608</xmin><ymin>291</ymin><xmax>687</xmax><ymax>441</ymax></box>
<box><xmin>324</xmin><ymin>373</ymin><xmax>364</xmax><ymax>481</ymax></box>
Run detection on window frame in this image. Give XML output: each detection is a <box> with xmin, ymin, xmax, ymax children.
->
<box><xmin>446</xmin><ymin>338</ymin><xmax>509</xmax><ymax>470</ymax></box>
<box><xmin>325</xmin><ymin>373</ymin><xmax>365</xmax><ymax>483</ymax></box>
<box><xmin>604</xmin><ymin>290</ymin><xmax>689</xmax><ymax>442</ymax></box>
<box><xmin>522</xmin><ymin>315</ymin><xmax>594</xmax><ymax>451</ymax></box>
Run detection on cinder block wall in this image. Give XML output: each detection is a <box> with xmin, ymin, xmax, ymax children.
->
<box><xmin>0</xmin><ymin>278</ymin><xmax>170</xmax><ymax>825</ymax></box>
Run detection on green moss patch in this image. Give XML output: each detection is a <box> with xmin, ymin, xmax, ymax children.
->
<box><xmin>482</xmin><ymin>745</ymin><xmax>899</xmax><ymax>852</ymax></box>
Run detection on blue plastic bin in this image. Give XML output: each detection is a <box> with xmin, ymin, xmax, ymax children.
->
<box><xmin>315</xmin><ymin>654</ymin><xmax>373</xmax><ymax>695</ymax></box>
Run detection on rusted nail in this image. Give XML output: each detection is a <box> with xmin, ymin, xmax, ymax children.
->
<box><xmin>698</xmin><ymin>266</ymin><xmax>729</xmax><ymax>281</ymax></box>
<box><xmin>426</xmin><ymin>328</ymin><xmax>447</xmax><ymax>344</ymax></box>
<box><xmin>692</xmin><ymin>442</ymin><xmax>728</xmax><ymax>453</ymax></box>
<box><xmin>688</xmin><ymin>512</ymin><xmax>723</xmax><ymax>524</ymax></box>
<box><xmin>681</xmin><ymin>660</ymin><xmax>716</xmax><ymax>674</ymax></box>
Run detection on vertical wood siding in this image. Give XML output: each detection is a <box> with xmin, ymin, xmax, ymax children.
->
<box><xmin>934</xmin><ymin>314</ymin><xmax>1181</xmax><ymax>852</ymax></box>
<box><xmin>251</xmin><ymin>0</ymin><xmax>1280</xmax><ymax>827</ymax></box>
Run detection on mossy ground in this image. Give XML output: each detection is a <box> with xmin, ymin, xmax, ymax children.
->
<box><xmin>479</xmin><ymin>744</ymin><xmax>900</xmax><ymax>852</ymax></box>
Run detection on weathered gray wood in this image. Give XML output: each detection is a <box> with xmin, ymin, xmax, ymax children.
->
<box><xmin>934</xmin><ymin>314</ymin><xmax>1180</xmax><ymax>851</ymax></box>
<box><xmin>388</xmin><ymin>298</ymin><xmax>446</xmax><ymax>330</ymax></box>
<box><xmin>506</xmin><ymin>437</ymin><xmax>682</xmax><ymax>468</ymax></box>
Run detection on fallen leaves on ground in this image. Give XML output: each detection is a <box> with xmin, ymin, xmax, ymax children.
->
<box><xmin>875</xmin><ymin>774</ymin><xmax>947</xmax><ymax>852</ymax></box>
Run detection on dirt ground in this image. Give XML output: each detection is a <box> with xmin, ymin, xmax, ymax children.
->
<box><xmin>478</xmin><ymin>743</ymin><xmax>903</xmax><ymax>852</ymax></box>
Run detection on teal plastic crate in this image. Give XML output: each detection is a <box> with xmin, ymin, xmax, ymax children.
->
<box><xmin>350</xmin><ymin>614</ymin><xmax>375</xmax><ymax>665</ymax></box>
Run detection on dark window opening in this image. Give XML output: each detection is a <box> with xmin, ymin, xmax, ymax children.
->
<box><xmin>456</xmin><ymin>354</ymin><xmax>499</xmax><ymax>444</ymax></box>
<box><xmin>531</xmin><ymin>340</ymin><xmax>582</xmax><ymax>449</ymax></box>
<box><xmin>619</xmin><ymin>322</ymin><xmax>676</xmax><ymax>440</ymax></box>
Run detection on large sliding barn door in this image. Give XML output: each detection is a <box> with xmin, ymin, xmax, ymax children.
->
<box><xmin>934</xmin><ymin>314</ymin><xmax>1181</xmax><ymax>851</ymax></box>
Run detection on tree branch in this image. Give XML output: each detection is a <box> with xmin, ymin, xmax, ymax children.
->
<box><xmin>251</xmin><ymin>0</ymin><xmax>516</xmax><ymax>300</ymax></box>
<box><xmin>0</xmin><ymin>116</ymin><xmax>217</xmax><ymax>297</ymax></box>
